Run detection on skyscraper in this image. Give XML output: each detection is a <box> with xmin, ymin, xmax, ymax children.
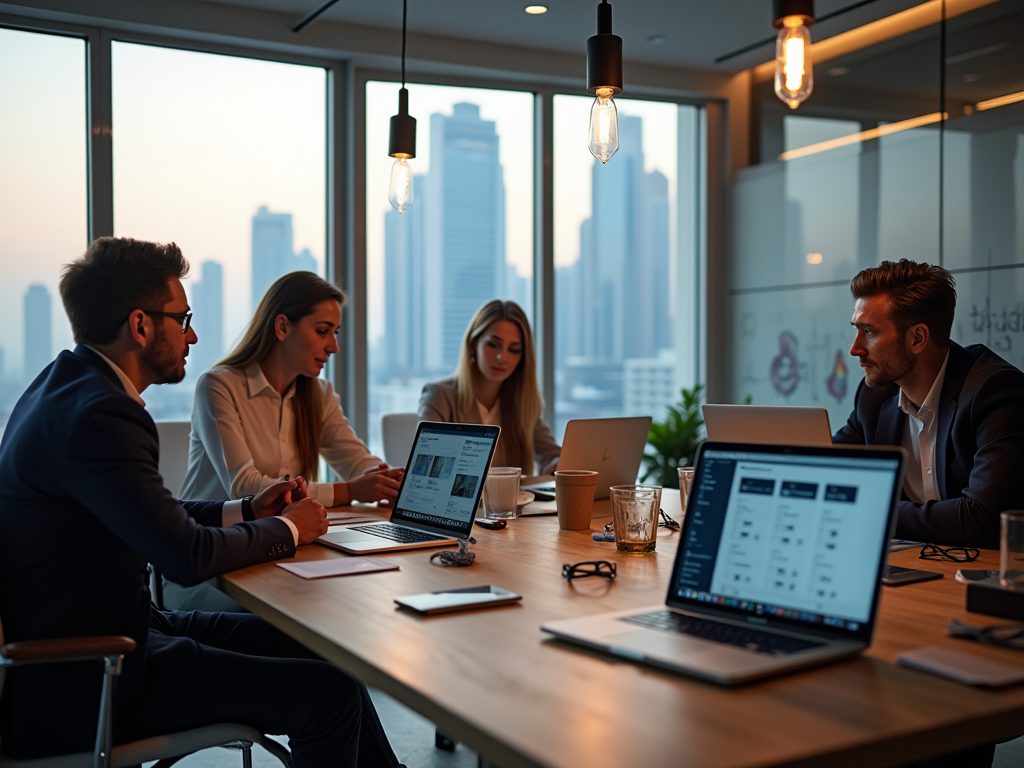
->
<box><xmin>294</xmin><ymin>247</ymin><xmax>317</xmax><ymax>274</ymax></box>
<box><xmin>251</xmin><ymin>206</ymin><xmax>294</xmax><ymax>312</ymax></box>
<box><xmin>423</xmin><ymin>102</ymin><xmax>506</xmax><ymax>370</ymax></box>
<box><xmin>23</xmin><ymin>283</ymin><xmax>51</xmax><ymax>382</ymax></box>
<box><xmin>190</xmin><ymin>260</ymin><xmax>224</xmax><ymax>377</ymax></box>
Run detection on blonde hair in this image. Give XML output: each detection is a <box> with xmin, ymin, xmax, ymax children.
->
<box><xmin>219</xmin><ymin>271</ymin><xmax>346</xmax><ymax>482</ymax></box>
<box><xmin>455</xmin><ymin>300</ymin><xmax>542</xmax><ymax>474</ymax></box>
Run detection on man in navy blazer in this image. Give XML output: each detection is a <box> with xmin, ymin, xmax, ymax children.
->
<box><xmin>832</xmin><ymin>260</ymin><xmax>1024</xmax><ymax>551</ymax></box>
<box><xmin>0</xmin><ymin>238</ymin><xmax>398</xmax><ymax>767</ymax></box>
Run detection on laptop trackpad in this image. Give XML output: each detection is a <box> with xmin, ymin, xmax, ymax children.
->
<box><xmin>319</xmin><ymin>529</ymin><xmax>374</xmax><ymax>545</ymax></box>
<box><xmin>606</xmin><ymin>629</ymin><xmax>725</xmax><ymax>660</ymax></box>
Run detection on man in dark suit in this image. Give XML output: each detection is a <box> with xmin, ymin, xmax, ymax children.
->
<box><xmin>0</xmin><ymin>238</ymin><xmax>399</xmax><ymax>767</ymax></box>
<box><xmin>832</xmin><ymin>259</ymin><xmax>1024</xmax><ymax>551</ymax></box>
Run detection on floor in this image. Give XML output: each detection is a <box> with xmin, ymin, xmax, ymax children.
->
<box><xmin>148</xmin><ymin>687</ymin><xmax>1024</xmax><ymax>768</ymax></box>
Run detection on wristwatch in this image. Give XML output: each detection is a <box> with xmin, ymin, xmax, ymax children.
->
<box><xmin>241</xmin><ymin>495</ymin><xmax>256</xmax><ymax>522</ymax></box>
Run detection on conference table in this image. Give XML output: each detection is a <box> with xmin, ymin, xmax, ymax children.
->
<box><xmin>215</xmin><ymin>491</ymin><xmax>1024</xmax><ymax>768</ymax></box>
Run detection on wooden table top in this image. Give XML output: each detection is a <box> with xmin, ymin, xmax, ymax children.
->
<box><xmin>216</xmin><ymin>491</ymin><xmax>1024</xmax><ymax>768</ymax></box>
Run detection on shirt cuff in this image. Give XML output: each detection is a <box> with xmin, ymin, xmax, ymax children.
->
<box><xmin>310</xmin><ymin>481</ymin><xmax>336</xmax><ymax>508</ymax></box>
<box><xmin>276</xmin><ymin>515</ymin><xmax>300</xmax><ymax>547</ymax></box>
<box><xmin>222</xmin><ymin>499</ymin><xmax>243</xmax><ymax>527</ymax></box>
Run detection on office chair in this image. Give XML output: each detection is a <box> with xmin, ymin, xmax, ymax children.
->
<box><xmin>380</xmin><ymin>413</ymin><xmax>419</xmax><ymax>468</ymax></box>
<box><xmin>151</xmin><ymin>421</ymin><xmax>192</xmax><ymax>610</ymax></box>
<box><xmin>0</xmin><ymin>615</ymin><xmax>291</xmax><ymax>768</ymax></box>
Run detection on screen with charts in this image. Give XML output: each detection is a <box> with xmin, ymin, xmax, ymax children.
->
<box><xmin>392</xmin><ymin>425</ymin><xmax>498</xmax><ymax>531</ymax></box>
<box><xmin>672</xmin><ymin>448</ymin><xmax>900</xmax><ymax>632</ymax></box>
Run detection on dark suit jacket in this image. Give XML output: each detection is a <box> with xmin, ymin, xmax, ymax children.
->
<box><xmin>833</xmin><ymin>342</ymin><xmax>1024</xmax><ymax>549</ymax></box>
<box><xmin>0</xmin><ymin>345</ymin><xmax>295</xmax><ymax>757</ymax></box>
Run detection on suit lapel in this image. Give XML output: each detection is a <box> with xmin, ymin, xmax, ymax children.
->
<box><xmin>935</xmin><ymin>343</ymin><xmax>969</xmax><ymax>498</ymax></box>
<box><xmin>876</xmin><ymin>392</ymin><xmax>905</xmax><ymax>447</ymax></box>
<box><xmin>73</xmin><ymin>344</ymin><xmax>125</xmax><ymax>390</ymax></box>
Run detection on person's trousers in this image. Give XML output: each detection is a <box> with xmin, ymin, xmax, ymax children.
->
<box><xmin>115</xmin><ymin>610</ymin><xmax>399</xmax><ymax>768</ymax></box>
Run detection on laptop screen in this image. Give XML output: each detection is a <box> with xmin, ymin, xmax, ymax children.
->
<box><xmin>389</xmin><ymin>422</ymin><xmax>500</xmax><ymax>538</ymax></box>
<box><xmin>667</xmin><ymin>444</ymin><xmax>904</xmax><ymax>642</ymax></box>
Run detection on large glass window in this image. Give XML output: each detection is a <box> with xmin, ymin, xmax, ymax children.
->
<box><xmin>365</xmin><ymin>82</ymin><xmax>535</xmax><ymax>456</ymax></box>
<box><xmin>111</xmin><ymin>42</ymin><xmax>327</xmax><ymax>420</ymax></box>
<box><xmin>553</xmin><ymin>96</ymin><xmax>702</xmax><ymax>438</ymax></box>
<box><xmin>0</xmin><ymin>27</ymin><xmax>87</xmax><ymax>436</ymax></box>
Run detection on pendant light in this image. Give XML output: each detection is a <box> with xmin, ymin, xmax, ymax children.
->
<box><xmin>586</xmin><ymin>0</ymin><xmax>622</xmax><ymax>164</ymax></box>
<box><xmin>773</xmin><ymin>0</ymin><xmax>815</xmax><ymax>109</ymax></box>
<box><xmin>388</xmin><ymin>0</ymin><xmax>416</xmax><ymax>213</ymax></box>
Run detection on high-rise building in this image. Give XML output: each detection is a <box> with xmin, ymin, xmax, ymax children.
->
<box><xmin>423</xmin><ymin>102</ymin><xmax>506</xmax><ymax>370</ymax></box>
<box><xmin>251</xmin><ymin>206</ymin><xmax>295</xmax><ymax>312</ymax></box>
<box><xmin>23</xmin><ymin>283</ymin><xmax>51</xmax><ymax>382</ymax></box>
<box><xmin>190</xmin><ymin>260</ymin><xmax>224</xmax><ymax>377</ymax></box>
<box><xmin>294</xmin><ymin>247</ymin><xmax>317</xmax><ymax>274</ymax></box>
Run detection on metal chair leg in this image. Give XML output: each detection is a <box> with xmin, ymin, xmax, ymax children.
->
<box><xmin>93</xmin><ymin>654</ymin><xmax>123</xmax><ymax>768</ymax></box>
<box><xmin>435</xmin><ymin>727</ymin><xmax>457</xmax><ymax>751</ymax></box>
<box><xmin>241</xmin><ymin>743</ymin><xmax>252</xmax><ymax>768</ymax></box>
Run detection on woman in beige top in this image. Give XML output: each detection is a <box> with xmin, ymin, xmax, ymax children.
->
<box><xmin>172</xmin><ymin>272</ymin><xmax>403</xmax><ymax>610</ymax></box>
<box><xmin>419</xmin><ymin>299</ymin><xmax>560</xmax><ymax>476</ymax></box>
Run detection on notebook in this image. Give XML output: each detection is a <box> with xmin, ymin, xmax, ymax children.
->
<box><xmin>317</xmin><ymin>422</ymin><xmax>499</xmax><ymax>554</ymax></box>
<box><xmin>542</xmin><ymin>442</ymin><xmax>905</xmax><ymax>685</ymax></box>
<box><xmin>702</xmin><ymin>405</ymin><xmax>833</xmax><ymax>446</ymax></box>
<box><xmin>522</xmin><ymin>416</ymin><xmax>652</xmax><ymax>501</ymax></box>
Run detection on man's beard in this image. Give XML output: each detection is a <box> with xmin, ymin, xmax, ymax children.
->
<box><xmin>862</xmin><ymin>342</ymin><xmax>913</xmax><ymax>388</ymax></box>
<box><xmin>141</xmin><ymin>325</ymin><xmax>186</xmax><ymax>384</ymax></box>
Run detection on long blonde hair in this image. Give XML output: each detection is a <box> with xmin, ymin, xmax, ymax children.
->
<box><xmin>219</xmin><ymin>271</ymin><xmax>346</xmax><ymax>482</ymax></box>
<box><xmin>455</xmin><ymin>300</ymin><xmax>542</xmax><ymax>474</ymax></box>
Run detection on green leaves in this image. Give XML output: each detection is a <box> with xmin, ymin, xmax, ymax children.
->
<box><xmin>640</xmin><ymin>384</ymin><xmax>706</xmax><ymax>488</ymax></box>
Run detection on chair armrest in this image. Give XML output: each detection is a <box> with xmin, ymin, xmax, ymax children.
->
<box><xmin>1</xmin><ymin>635</ymin><xmax>136</xmax><ymax>663</ymax></box>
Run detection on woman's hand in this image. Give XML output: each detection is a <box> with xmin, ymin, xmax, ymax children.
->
<box><xmin>335</xmin><ymin>463</ymin><xmax>404</xmax><ymax>506</ymax></box>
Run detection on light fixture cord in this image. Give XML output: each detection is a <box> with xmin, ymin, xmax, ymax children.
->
<box><xmin>401</xmin><ymin>0</ymin><xmax>407</xmax><ymax>89</ymax></box>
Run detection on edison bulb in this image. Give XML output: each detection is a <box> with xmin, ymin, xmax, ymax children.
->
<box><xmin>388</xmin><ymin>157</ymin><xmax>414</xmax><ymax>213</ymax></box>
<box><xmin>774</xmin><ymin>18</ymin><xmax>813</xmax><ymax>109</ymax></box>
<box><xmin>588</xmin><ymin>88</ymin><xmax>619</xmax><ymax>164</ymax></box>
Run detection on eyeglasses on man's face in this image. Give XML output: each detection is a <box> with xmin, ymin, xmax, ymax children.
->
<box><xmin>139</xmin><ymin>310</ymin><xmax>193</xmax><ymax>334</ymax></box>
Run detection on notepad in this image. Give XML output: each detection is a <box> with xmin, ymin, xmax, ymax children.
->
<box><xmin>277</xmin><ymin>557</ymin><xmax>400</xmax><ymax>580</ymax></box>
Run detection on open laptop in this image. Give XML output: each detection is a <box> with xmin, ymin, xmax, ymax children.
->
<box><xmin>523</xmin><ymin>416</ymin><xmax>652</xmax><ymax>501</ymax></box>
<box><xmin>703</xmin><ymin>404</ymin><xmax>833</xmax><ymax>446</ymax></box>
<box><xmin>542</xmin><ymin>442</ymin><xmax>905</xmax><ymax>685</ymax></box>
<box><xmin>317</xmin><ymin>422</ymin><xmax>499</xmax><ymax>554</ymax></box>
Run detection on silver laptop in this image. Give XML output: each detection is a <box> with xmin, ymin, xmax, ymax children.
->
<box><xmin>523</xmin><ymin>416</ymin><xmax>652</xmax><ymax>500</ymax></box>
<box><xmin>317</xmin><ymin>422</ymin><xmax>499</xmax><ymax>554</ymax></box>
<box><xmin>542</xmin><ymin>442</ymin><xmax>905</xmax><ymax>685</ymax></box>
<box><xmin>703</xmin><ymin>404</ymin><xmax>833</xmax><ymax>446</ymax></box>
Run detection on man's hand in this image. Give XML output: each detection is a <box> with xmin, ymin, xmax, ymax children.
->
<box><xmin>343</xmin><ymin>463</ymin><xmax>404</xmax><ymax>506</ymax></box>
<box><xmin>252</xmin><ymin>477</ymin><xmax>307</xmax><ymax>519</ymax></box>
<box><xmin>280</xmin><ymin>497</ymin><xmax>329</xmax><ymax>545</ymax></box>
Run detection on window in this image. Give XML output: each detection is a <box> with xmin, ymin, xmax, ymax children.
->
<box><xmin>553</xmin><ymin>96</ymin><xmax>702</xmax><ymax>438</ymax></box>
<box><xmin>111</xmin><ymin>42</ymin><xmax>327</xmax><ymax>420</ymax></box>
<box><xmin>0</xmin><ymin>27</ymin><xmax>87</xmax><ymax>437</ymax></box>
<box><xmin>365</xmin><ymin>82</ymin><xmax>535</xmax><ymax>456</ymax></box>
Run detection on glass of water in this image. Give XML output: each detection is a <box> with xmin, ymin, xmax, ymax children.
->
<box><xmin>1000</xmin><ymin>510</ymin><xmax>1024</xmax><ymax>589</ymax></box>
<box><xmin>481</xmin><ymin>467</ymin><xmax>522</xmax><ymax>519</ymax></box>
<box><xmin>610</xmin><ymin>485</ymin><xmax>662</xmax><ymax>554</ymax></box>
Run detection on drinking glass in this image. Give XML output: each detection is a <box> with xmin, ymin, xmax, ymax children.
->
<box><xmin>677</xmin><ymin>467</ymin><xmax>695</xmax><ymax>513</ymax></box>
<box><xmin>481</xmin><ymin>467</ymin><xmax>522</xmax><ymax>519</ymax></box>
<box><xmin>1000</xmin><ymin>510</ymin><xmax>1024</xmax><ymax>589</ymax></box>
<box><xmin>610</xmin><ymin>485</ymin><xmax>662</xmax><ymax>554</ymax></box>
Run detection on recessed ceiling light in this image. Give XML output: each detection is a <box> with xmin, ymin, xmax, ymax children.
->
<box><xmin>525</xmin><ymin>5</ymin><xmax>548</xmax><ymax>14</ymax></box>
<box><xmin>806</xmin><ymin>252</ymin><xmax>823</xmax><ymax>264</ymax></box>
<box><xmin>647</xmin><ymin>34</ymin><xmax>666</xmax><ymax>44</ymax></box>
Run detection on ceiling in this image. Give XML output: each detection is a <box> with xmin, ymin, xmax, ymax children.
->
<box><xmin>201</xmin><ymin>0</ymin><xmax>931</xmax><ymax>74</ymax></box>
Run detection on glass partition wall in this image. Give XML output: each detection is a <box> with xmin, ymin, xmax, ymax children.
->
<box><xmin>0</xmin><ymin>27</ymin><xmax>87</xmax><ymax>437</ymax></box>
<box><xmin>729</xmin><ymin>0</ymin><xmax>1024</xmax><ymax>428</ymax></box>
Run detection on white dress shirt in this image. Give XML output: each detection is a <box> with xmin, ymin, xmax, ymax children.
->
<box><xmin>899</xmin><ymin>351</ymin><xmax>949</xmax><ymax>504</ymax></box>
<box><xmin>180</xmin><ymin>364</ymin><xmax>381</xmax><ymax>508</ymax></box>
<box><xmin>84</xmin><ymin>346</ymin><xmax>268</xmax><ymax>535</ymax></box>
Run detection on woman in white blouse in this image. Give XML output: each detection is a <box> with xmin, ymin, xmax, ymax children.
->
<box><xmin>171</xmin><ymin>272</ymin><xmax>402</xmax><ymax>610</ymax></box>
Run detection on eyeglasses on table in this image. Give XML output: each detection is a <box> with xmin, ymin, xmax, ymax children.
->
<box><xmin>562</xmin><ymin>560</ymin><xmax>617</xmax><ymax>582</ymax></box>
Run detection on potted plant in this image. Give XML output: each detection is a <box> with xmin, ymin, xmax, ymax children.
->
<box><xmin>641</xmin><ymin>384</ymin><xmax>705</xmax><ymax>489</ymax></box>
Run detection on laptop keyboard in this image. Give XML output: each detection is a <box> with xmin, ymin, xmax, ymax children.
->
<box><xmin>621</xmin><ymin>611</ymin><xmax>825</xmax><ymax>656</ymax></box>
<box><xmin>351</xmin><ymin>523</ymin><xmax>447</xmax><ymax>543</ymax></box>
